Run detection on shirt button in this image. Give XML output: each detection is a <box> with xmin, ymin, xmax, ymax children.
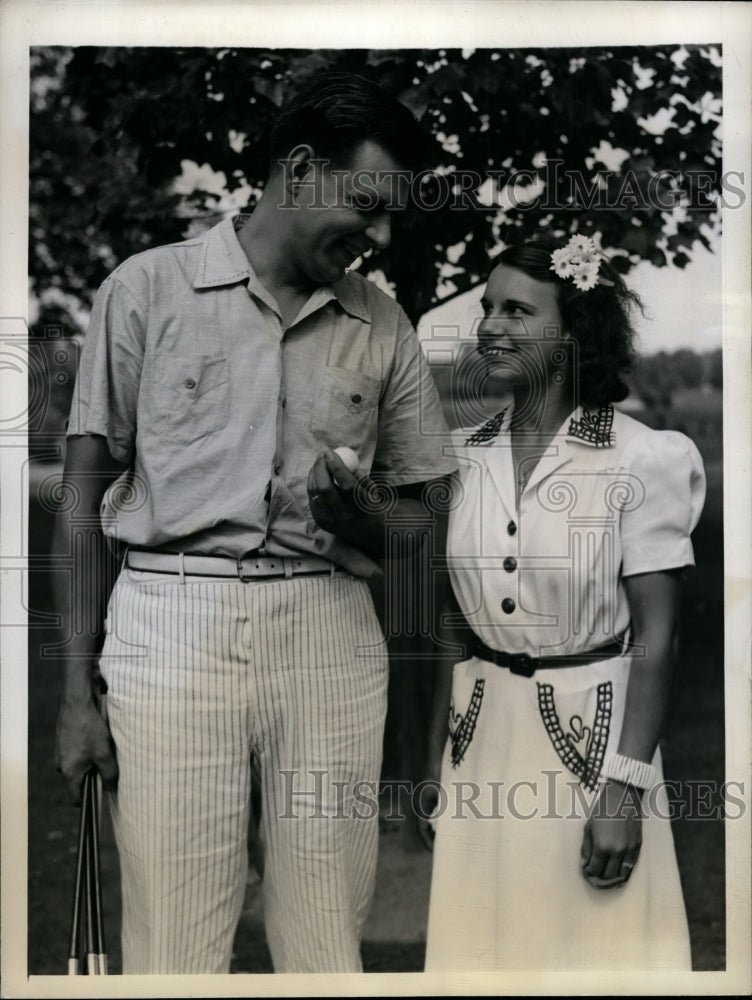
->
<box><xmin>184</xmin><ymin>378</ymin><xmax>196</xmax><ymax>389</ymax></box>
<box><xmin>507</xmin><ymin>520</ymin><xmax>517</xmax><ymax>536</ymax></box>
<box><xmin>351</xmin><ymin>393</ymin><xmax>362</xmax><ymax>404</ymax></box>
<box><xmin>503</xmin><ymin>557</ymin><xmax>517</xmax><ymax>573</ymax></box>
<box><xmin>280</xmin><ymin>398</ymin><xmax>286</xmax><ymax>408</ymax></box>
<box><xmin>274</xmin><ymin>463</ymin><xmax>282</xmax><ymax>475</ymax></box>
<box><xmin>501</xmin><ymin>598</ymin><xmax>516</xmax><ymax>614</ymax></box>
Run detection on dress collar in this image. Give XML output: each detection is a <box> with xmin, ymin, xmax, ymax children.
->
<box><xmin>463</xmin><ymin>402</ymin><xmax>616</xmax><ymax>449</ymax></box>
<box><xmin>463</xmin><ymin>405</ymin><xmax>512</xmax><ymax>446</ymax></box>
<box><xmin>565</xmin><ymin>404</ymin><xmax>615</xmax><ymax>448</ymax></box>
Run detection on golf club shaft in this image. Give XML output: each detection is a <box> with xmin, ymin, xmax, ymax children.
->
<box><xmin>67</xmin><ymin>769</ymin><xmax>92</xmax><ymax>973</ymax></box>
<box><xmin>89</xmin><ymin>772</ymin><xmax>108</xmax><ymax>974</ymax></box>
<box><xmin>84</xmin><ymin>773</ymin><xmax>98</xmax><ymax>973</ymax></box>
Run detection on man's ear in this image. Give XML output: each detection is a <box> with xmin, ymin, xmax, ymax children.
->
<box><xmin>283</xmin><ymin>143</ymin><xmax>316</xmax><ymax>196</ymax></box>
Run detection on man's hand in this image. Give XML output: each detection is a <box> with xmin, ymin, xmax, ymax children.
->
<box><xmin>55</xmin><ymin>687</ymin><xmax>119</xmax><ymax>806</ymax></box>
<box><xmin>307</xmin><ymin>448</ymin><xmax>363</xmax><ymax>535</ymax></box>
<box><xmin>580</xmin><ymin>779</ymin><xmax>643</xmax><ymax>889</ymax></box>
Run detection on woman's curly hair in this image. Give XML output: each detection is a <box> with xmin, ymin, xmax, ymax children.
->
<box><xmin>495</xmin><ymin>238</ymin><xmax>642</xmax><ymax>406</ymax></box>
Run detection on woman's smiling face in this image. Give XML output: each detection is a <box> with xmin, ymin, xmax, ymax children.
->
<box><xmin>476</xmin><ymin>263</ymin><xmax>572</xmax><ymax>395</ymax></box>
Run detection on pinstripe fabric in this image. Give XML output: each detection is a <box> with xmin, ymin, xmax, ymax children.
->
<box><xmin>99</xmin><ymin>567</ymin><xmax>389</xmax><ymax>974</ymax></box>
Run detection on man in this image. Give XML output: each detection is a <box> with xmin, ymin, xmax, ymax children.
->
<box><xmin>53</xmin><ymin>72</ymin><xmax>456</xmax><ymax>974</ymax></box>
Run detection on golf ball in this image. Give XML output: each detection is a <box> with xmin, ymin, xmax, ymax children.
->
<box><xmin>333</xmin><ymin>446</ymin><xmax>359</xmax><ymax>473</ymax></box>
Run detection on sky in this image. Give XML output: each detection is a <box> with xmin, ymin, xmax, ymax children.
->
<box><xmin>627</xmin><ymin>243</ymin><xmax>722</xmax><ymax>354</ymax></box>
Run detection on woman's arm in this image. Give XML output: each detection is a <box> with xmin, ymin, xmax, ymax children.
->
<box><xmin>417</xmin><ymin>508</ymin><xmax>472</xmax><ymax>849</ymax></box>
<box><xmin>417</xmin><ymin>597</ymin><xmax>460</xmax><ymax>849</ymax></box>
<box><xmin>580</xmin><ymin>569</ymin><xmax>682</xmax><ymax>887</ymax></box>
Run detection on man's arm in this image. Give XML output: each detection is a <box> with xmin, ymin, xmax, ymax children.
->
<box><xmin>307</xmin><ymin>449</ymin><xmax>445</xmax><ymax>560</ymax></box>
<box><xmin>53</xmin><ymin>434</ymin><xmax>127</xmax><ymax>804</ymax></box>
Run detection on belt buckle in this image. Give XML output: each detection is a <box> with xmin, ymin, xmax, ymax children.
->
<box><xmin>508</xmin><ymin>653</ymin><xmax>536</xmax><ymax>677</ymax></box>
<box><xmin>236</xmin><ymin>557</ymin><xmax>252</xmax><ymax>582</ymax></box>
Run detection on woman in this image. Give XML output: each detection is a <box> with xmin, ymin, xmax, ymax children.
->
<box><xmin>423</xmin><ymin>235</ymin><xmax>706</xmax><ymax>971</ymax></box>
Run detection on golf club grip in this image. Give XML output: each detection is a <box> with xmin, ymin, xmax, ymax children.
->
<box><xmin>67</xmin><ymin>770</ymin><xmax>92</xmax><ymax>971</ymax></box>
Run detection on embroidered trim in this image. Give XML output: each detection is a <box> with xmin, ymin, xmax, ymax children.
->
<box><xmin>567</xmin><ymin>403</ymin><xmax>615</xmax><ymax>448</ymax></box>
<box><xmin>536</xmin><ymin>681</ymin><xmax>613</xmax><ymax>792</ymax></box>
<box><xmin>464</xmin><ymin>407</ymin><xmax>510</xmax><ymax>447</ymax></box>
<box><xmin>449</xmin><ymin>679</ymin><xmax>485</xmax><ymax>768</ymax></box>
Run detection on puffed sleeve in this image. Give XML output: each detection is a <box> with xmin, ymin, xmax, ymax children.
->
<box><xmin>66</xmin><ymin>273</ymin><xmax>146</xmax><ymax>465</ymax></box>
<box><xmin>620</xmin><ymin>430</ymin><xmax>706</xmax><ymax>577</ymax></box>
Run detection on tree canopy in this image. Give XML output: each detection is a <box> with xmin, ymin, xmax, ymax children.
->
<box><xmin>30</xmin><ymin>44</ymin><xmax>722</xmax><ymax>333</ymax></box>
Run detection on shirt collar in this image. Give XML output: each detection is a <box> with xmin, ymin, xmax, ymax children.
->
<box><xmin>193</xmin><ymin>217</ymin><xmax>254</xmax><ymax>289</ymax></box>
<box><xmin>193</xmin><ymin>217</ymin><xmax>372</xmax><ymax>323</ymax></box>
<box><xmin>330</xmin><ymin>275</ymin><xmax>371</xmax><ymax>323</ymax></box>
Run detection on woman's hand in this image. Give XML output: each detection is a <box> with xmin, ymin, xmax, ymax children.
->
<box><xmin>580</xmin><ymin>779</ymin><xmax>643</xmax><ymax>889</ymax></box>
<box><xmin>416</xmin><ymin>749</ymin><xmax>444</xmax><ymax>852</ymax></box>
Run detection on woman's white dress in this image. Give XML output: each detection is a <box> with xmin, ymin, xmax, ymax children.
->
<box><xmin>425</xmin><ymin>403</ymin><xmax>706</xmax><ymax>972</ymax></box>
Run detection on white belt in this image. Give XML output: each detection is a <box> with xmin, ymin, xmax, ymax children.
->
<box><xmin>125</xmin><ymin>548</ymin><xmax>343</xmax><ymax>580</ymax></box>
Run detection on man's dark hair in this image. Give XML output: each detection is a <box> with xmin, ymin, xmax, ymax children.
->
<box><xmin>496</xmin><ymin>238</ymin><xmax>643</xmax><ymax>407</ymax></box>
<box><xmin>268</xmin><ymin>71</ymin><xmax>430</xmax><ymax>174</ymax></box>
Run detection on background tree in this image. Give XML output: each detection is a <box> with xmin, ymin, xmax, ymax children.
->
<box><xmin>30</xmin><ymin>44</ymin><xmax>722</xmax><ymax>335</ymax></box>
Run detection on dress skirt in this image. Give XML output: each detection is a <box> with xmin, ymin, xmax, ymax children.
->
<box><xmin>424</xmin><ymin>654</ymin><xmax>692</xmax><ymax>972</ymax></box>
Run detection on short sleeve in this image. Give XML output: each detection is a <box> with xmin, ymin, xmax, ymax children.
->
<box><xmin>66</xmin><ymin>273</ymin><xmax>146</xmax><ymax>465</ymax></box>
<box><xmin>372</xmin><ymin>308</ymin><xmax>457</xmax><ymax>484</ymax></box>
<box><xmin>620</xmin><ymin>430</ymin><xmax>706</xmax><ymax>577</ymax></box>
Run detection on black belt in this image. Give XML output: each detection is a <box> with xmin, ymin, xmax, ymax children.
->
<box><xmin>470</xmin><ymin>636</ymin><xmax>627</xmax><ymax>677</ymax></box>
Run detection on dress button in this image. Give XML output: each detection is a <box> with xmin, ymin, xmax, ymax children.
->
<box><xmin>501</xmin><ymin>598</ymin><xmax>516</xmax><ymax>614</ymax></box>
<box><xmin>507</xmin><ymin>520</ymin><xmax>517</xmax><ymax>536</ymax></box>
<box><xmin>184</xmin><ymin>377</ymin><xmax>196</xmax><ymax>389</ymax></box>
<box><xmin>503</xmin><ymin>557</ymin><xmax>517</xmax><ymax>573</ymax></box>
<box><xmin>351</xmin><ymin>393</ymin><xmax>362</xmax><ymax>404</ymax></box>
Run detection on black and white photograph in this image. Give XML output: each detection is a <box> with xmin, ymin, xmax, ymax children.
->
<box><xmin>1</xmin><ymin>1</ymin><xmax>750</xmax><ymax>996</ymax></box>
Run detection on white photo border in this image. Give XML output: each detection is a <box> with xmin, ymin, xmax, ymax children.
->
<box><xmin>1</xmin><ymin>1</ymin><xmax>750</xmax><ymax>996</ymax></box>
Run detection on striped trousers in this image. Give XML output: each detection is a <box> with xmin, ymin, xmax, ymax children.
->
<box><xmin>99</xmin><ymin>567</ymin><xmax>389</xmax><ymax>973</ymax></box>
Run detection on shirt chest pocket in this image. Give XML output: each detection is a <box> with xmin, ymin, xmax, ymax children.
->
<box><xmin>309</xmin><ymin>365</ymin><xmax>380</xmax><ymax>452</ymax></box>
<box><xmin>152</xmin><ymin>355</ymin><xmax>230</xmax><ymax>444</ymax></box>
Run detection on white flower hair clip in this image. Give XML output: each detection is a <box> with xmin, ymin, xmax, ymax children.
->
<box><xmin>550</xmin><ymin>235</ymin><xmax>614</xmax><ymax>292</ymax></box>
